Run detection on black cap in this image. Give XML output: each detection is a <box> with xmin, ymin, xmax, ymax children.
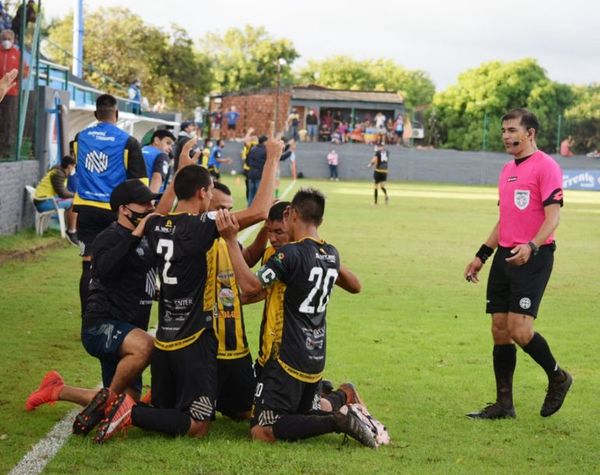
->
<box><xmin>180</xmin><ymin>120</ymin><xmax>194</xmax><ymax>131</ymax></box>
<box><xmin>110</xmin><ymin>180</ymin><xmax>158</xmax><ymax>212</ymax></box>
<box><xmin>258</xmin><ymin>135</ymin><xmax>268</xmax><ymax>144</ymax></box>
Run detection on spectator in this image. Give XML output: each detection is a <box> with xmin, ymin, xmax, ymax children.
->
<box><xmin>306</xmin><ymin>109</ymin><xmax>318</xmax><ymax>142</ymax></box>
<box><xmin>225</xmin><ymin>105</ymin><xmax>240</xmax><ymax>140</ymax></box>
<box><xmin>211</xmin><ymin>106</ymin><xmax>223</xmax><ymax>139</ymax></box>
<box><xmin>395</xmin><ymin>114</ymin><xmax>404</xmax><ymax>146</ymax></box>
<box><xmin>0</xmin><ymin>2</ymin><xmax>11</xmax><ymax>31</ymax></box>
<box><xmin>11</xmin><ymin>0</ymin><xmax>35</xmax><ymax>41</ymax></box>
<box><xmin>128</xmin><ymin>79</ymin><xmax>142</xmax><ymax>115</ymax></box>
<box><xmin>327</xmin><ymin>149</ymin><xmax>340</xmax><ymax>181</ymax></box>
<box><xmin>287</xmin><ymin>108</ymin><xmax>300</xmax><ymax>141</ymax></box>
<box><xmin>246</xmin><ymin>135</ymin><xmax>268</xmax><ymax>205</ymax></box>
<box><xmin>0</xmin><ymin>68</ymin><xmax>16</xmax><ymax>103</ymax></box>
<box><xmin>152</xmin><ymin>97</ymin><xmax>166</xmax><ymax>113</ymax></box>
<box><xmin>0</xmin><ymin>29</ymin><xmax>27</xmax><ymax>158</ymax></box>
<box><xmin>34</xmin><ymin>155</ymin><xmax>79</xmax><ymax>245</ymax></box>
<box><xmin>560</xmin><ymin>136</ymin><xmax>575</xmax><ymax>157</ymax></box>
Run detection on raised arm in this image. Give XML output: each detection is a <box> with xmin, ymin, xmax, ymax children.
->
<box><xmin>233</xmin><ymin>127</ymin><xmax>283</xmax><ymax>229</ymax></box>
<box><xmin>242</xmin><ymin>225</ymin><xmax>269</xmax><ymax>267</ymax></box>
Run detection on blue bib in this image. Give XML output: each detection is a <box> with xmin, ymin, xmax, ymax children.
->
<box><xmin>76</xmin><ymin>122</ymin><xmax>129</xmax><ymax>203</ymax></box>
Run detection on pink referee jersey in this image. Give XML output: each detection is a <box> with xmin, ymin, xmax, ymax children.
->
<box><xmin>498</xmin><ymin>150</ymin><xmax>563</xmax><ymax>247</ymax></box>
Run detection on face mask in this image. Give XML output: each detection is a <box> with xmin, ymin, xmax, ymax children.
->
<box><xmin>124</xmin><ymin>207</ymin><xmax>151</xmax><ymax>226</ymax></box>
<box><xmin>69</xmin><ymin>168</ymin><xmax>76</xmax><ymax>176</ymax></box>
<box><xmin>2</xmin><ymin>40</ymin><xmax>13</xmax><ymax>50</ymax></box>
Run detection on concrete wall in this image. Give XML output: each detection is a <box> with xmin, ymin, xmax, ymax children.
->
<box><xmin>220</xmin><ymin>142</ymin><xmax>600</xmax><ymax>184</ymax></box>
<box><xmin>0</xmin><ymin>160</ymin><xmax>40</xmax><ymax>235</ymax></box>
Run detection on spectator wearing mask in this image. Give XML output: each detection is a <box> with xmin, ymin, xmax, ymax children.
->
<box><xmin>0</xmin><ymin>29</ymin><xmax>28</xmax><ymax>157</ymax></box>
<box><xmin>34</xmin><ymin>155</ymin><xmax>79</xmax><ymax>245</ymax></box>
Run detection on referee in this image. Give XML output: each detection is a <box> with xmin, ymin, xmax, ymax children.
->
<box><xmin>73</xmin><ymin>94</ymin><xmax>147</xmax><ymax>314</ymax></box>
<box><xmin>464</xmin><ymin>108</ymin><xmax>572</xmax><ymax>419</ymax></box>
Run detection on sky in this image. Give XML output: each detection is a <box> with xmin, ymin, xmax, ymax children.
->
<box><xmin>42</xmin><ymin>0</ymin><xmax>599</xmax><ymax>90</ymax></box>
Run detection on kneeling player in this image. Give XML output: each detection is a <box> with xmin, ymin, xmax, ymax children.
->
<box><xmin>217</xmin><ymin>188</ymin><xmax>377</xmax><ymax>448</ymax></box>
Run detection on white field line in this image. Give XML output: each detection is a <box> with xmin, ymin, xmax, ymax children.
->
<box><xmin>11</xmin><ymin>180</ymin><xmax>297</xmax><ymax>475</ymax></box>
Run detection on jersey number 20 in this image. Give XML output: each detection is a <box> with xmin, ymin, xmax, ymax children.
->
<box><xmin>157</xmin><ymin>239</ymin><xmax>177</xmax><ymax>285</ymax></box>
<box><xmin>299</xmin><ymin>267</ymin><xmax>338</xmax><ymax>314</ymax></box>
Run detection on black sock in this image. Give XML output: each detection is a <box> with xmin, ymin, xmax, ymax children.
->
<box><xmin>493</xmin><ymin>344</ymin><xmax>516</xmax><ymax>408</ymax></box>
<box><xmin>272</xmin><ymin>414</ymin><xmax>337</xmax><ymax>441</ymax></box>
<box><xmin>80</xmin><ymin>261</ymin><xmax>91</xmax><ymax>315</ymax></box>
<box><xmin>522</xmin><ymin>333</ymin><xmax>562</xmax><ymax>380</ymax></box>
<box><xmin>131</xmin><ymin>406</ymin><xmax>191</xmax><ymax>436</ymax></box>
<box><xmin>381</xmin><ymin>186</ymin><xmax>388</xmax><ymax>197</ymax></box>
<box><xmin>321</xmin><ymin>390</ymin><xmax>346</xmax><ymax>412</ymax></box>
<box><xmin>374</xmin><ymin>189</ymin><xmax>378</xmax><ymax>204</ymax></box>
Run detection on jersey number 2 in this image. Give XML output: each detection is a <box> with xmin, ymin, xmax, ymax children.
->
<box><xmin>157</xmin><ymin>239</ymin><xmax>177</xmax><ymax>285</ymax></box>
<box><xmin>299</xmin><ymin>267</ymin><xmax>338</xmax><ymax>314</ymax></box>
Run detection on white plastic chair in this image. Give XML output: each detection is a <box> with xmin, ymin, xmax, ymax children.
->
<box><xmin>24</xmin><ymin>185</ymin><xmax>67</xmax><ymax>239</ymax></box>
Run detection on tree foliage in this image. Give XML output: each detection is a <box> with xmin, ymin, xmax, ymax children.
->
<box><xmin>564</xmin><ymin>84</ymin><xmax>600</xmax><ymax>152</ymax></box>
<box><xmin>298</xmin><ymin>56</ymin><xmax>435</xmax><ymax>109</ymax></box>
<box><xmin>429</xmin><ymin>59</ymin><xmax>574</xmax><ymax>151</ymax></box>
<box><xmin>44</xmin><ymin>7</ymin><xmax>211</xmax><ymax>112</ymax></box>
<box><xmin>200</xmin><ymin>25</ymin><xmax>299</xmax><ymax>93</ymax></box>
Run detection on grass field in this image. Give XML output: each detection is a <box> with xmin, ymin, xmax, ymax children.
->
<box><xmin>1</xmin><ymin>178</ymin><xmax>599</xmax><ymax>474</ymax></box>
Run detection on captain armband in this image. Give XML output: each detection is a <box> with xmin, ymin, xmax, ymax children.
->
<box><xmin>256</xmin><ymin>266</ymin><xmax>277</xmax><ymax>287</ymax></box>
<box><xmin>475</xmin><ymin>244</ymin><xmax>494</xmax><ymax>263</ymax></box>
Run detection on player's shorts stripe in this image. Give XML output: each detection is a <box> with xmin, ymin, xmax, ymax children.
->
<box><xmin>277</xmin><ymin>357</ymin><xmax>322</xmax><ymax>383</ymax></box>
<box><xmin>154</xmin><ymin>329</ymin><xmax>205</xmax><ymax>351</ymax></box>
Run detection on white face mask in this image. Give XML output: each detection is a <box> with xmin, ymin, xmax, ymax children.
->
<box><xmin>69</xmin><ymin>168</ymin><xmax>76</xmax><ymax>176</ymax></box>
<box><xmin>2</xmin><ymin>40</ymin><xmax>13</xmax><ymax>50</ymax></box>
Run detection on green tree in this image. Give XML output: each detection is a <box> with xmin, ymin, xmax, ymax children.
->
<box><xmin>429</xmin><ymin>58</ymin><xmax>574</xmax><ymax>151</ymax></box>
<box><xmin>564</xmin><ymin>84</ymin><xmax>600</xmax><ymax>152</ymax></box>
<box><xmin>201</xmin><ymin>25</ymin><xmax>298</xmax><ymax>93</ymax></box>
<box><xmin>44</xmin><ymin>7</ymin><xmax>211</xmax><ymax>112</ymax></box>
<box><xmin>297</xmin><ymin>56</ymin><xmax>435</xmax><ymax>108</ymax></box>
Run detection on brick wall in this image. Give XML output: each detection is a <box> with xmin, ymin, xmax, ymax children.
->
<box><xmin>0</xmin><ymin>160</ymin><xmax>40</xmax><ymax>235</ymax></box>
<box><xmin>216</xmin><ymin>90</ymin><xmax>291</xmax><ymax>137</ymax></box>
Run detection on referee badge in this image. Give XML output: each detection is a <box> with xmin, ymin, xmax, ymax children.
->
<box><xmin>514</xmin><ymin>190</ymin><xmax>530</xmax><ymax>210</ymax></box>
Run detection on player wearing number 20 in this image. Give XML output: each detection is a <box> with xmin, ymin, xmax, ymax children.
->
<box><xmin>218</xmin><ymin>188</ymin><xmax>377</xmax><ymax>447</ymax></box>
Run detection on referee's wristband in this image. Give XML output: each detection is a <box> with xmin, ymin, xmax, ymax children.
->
<box><xmin>475</xmin><ymin>244</ymin><xmax>494</xmax><ymax>263</ymax></box>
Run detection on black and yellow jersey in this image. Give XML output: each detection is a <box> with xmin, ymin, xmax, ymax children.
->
<box><xmin>256</xmin><ymin>246</ymin><xmax>286</xmax><ymax>368</ymax></box>
<box><xmin>256</xmin><ymin>238</ymin><xmax>340</xmax><ymax>383</ymax></box>
<box><xmin>375</xmin><ymin>149</ymin><xmax>389</xmax><ymax>173</ymax></box>
<box><xmin>211</xmin><ymin>238</ymin><xmax>250</xmax><ymax>360</ymax></box>
<box><xmin>241</xmin><ymin>140</ymin><xmax>257</xmax><ymax>173</ymax></box>
<box><xmin>146</xmin><ymin>212</ymin><xmax>219</xmax><ymax>351</ymax></box>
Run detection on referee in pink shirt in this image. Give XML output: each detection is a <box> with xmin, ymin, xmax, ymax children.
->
<box><xmin>464</xmin><ymin>108</ymin><xmax>572</xmax><ymax>420</ymax></box>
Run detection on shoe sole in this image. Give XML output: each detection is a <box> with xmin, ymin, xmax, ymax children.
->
<box><xmin>73</xmin><ymin>389</ymin><xmax>110</xmax><ymax>436</ymax></box>
<box><xmin>94</xmin><ymin>394</ymin><xmax>130</xmax><ymax>444</ymax></box>
<box><xmin>345</xmin><ymin>407</ymin><xmax>377</xmax><ymax>449</ymax></box>
<box><xmin>541</xmin><ymin>373</ymin><xmax>573</xmax><ymax>417</ymax></box>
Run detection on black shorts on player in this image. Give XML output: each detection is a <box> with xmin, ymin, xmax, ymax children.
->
<box><xmin>150</xmin><ymin>330</ymin><xmax>218</xmax><ymax>421</ymax></box>
<box><xmin>251</xmin><ymin>358</ymin><xmax>321</xmax><ymax>427</ymax></box>
<box><xmin>216</xmin><ymin>354</ymin><xmax>256</xmax><ymax>419</ymax></box>
<box><xmin>373</xmin><ymin>171</ymin><xmax>387</xmax><ymax>184</ymax></box>
<box><xmin>76</xmin><ymin>207</ymin><xmax>116</xmax><ymax>257</ymax></box>
<box><xmin>486</xmin><ymin>243</ymin><xmax>555</xmax><ymax>318</ymax></box>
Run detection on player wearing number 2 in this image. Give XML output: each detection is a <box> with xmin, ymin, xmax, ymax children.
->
<box><xmin>216</xmin><ymin>188</ymin><xmax>377</xmax><ymax>448</ymax></box>
<box><xmin>92</xmin><ymin>135</ymin><xmax>282</xmax><ymax>443</ymax></box>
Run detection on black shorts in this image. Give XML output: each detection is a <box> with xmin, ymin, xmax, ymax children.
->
<box><xmin>151</xmin><ymin>330</ymin><xmax>218</xmax><ymax>421</ymax></box>
<box><xmin>227</xmin><ymin>123</ymin><xmax>236</xmax><ymax>131</ymax></box>
<box><xmin>374</xmin><ymin>171</ymin><xmax>387</xmax><ymax>184</ymax></box>
<box><xmin>486</xmin><ymin>244</ymin><xmax>555</xmax><ymax>318</ymax></box>
<box><xmin>76</xmin><ymin>206</ymin><xmax>116</xmax><ymax>257</ymax></box>
<box><xmin>251</xmin><ymin>359</ymin><xmax>321</xmax><ymax>427</ymax></box>
<box><xmin>216</xmin><ymin>353</ymin><xmax>256</xmax><ymax>418</ymax></box>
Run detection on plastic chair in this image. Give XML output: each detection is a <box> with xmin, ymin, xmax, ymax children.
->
<box><xmin>24</xmin><ymin>185</ymin><xmax>67</xmax><ymax>239</ymax></box>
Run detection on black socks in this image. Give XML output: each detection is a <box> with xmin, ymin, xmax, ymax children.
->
<box><xmin>523</xmin><ymin>332</ymin><xmax>562</xmax><ymax>380</ymax></box>
<box><xmin>131</xmin><ymin>406</ymin><xmax>191</xmax><ymax>436</ymax></box>
<box><xmin>80</xmin><ymin>261</ymin><xmax>91</xmax><ymax>315</ymax></box>
<box><xmin>493</xmin><ymin>344</ymin><xmax>516</xmax><ymax>408</ymax></box>
<box><xmin>321</xmin><ymin>390</ymin><xmax>346</xmax><ymax>412</ymax></box>
<box><xmin>374</xmin><ymin>188</ymin><xmax>378</xmax><ymax>204</ymax></box>
<box><xmin>272</xmin><ymin>414</ymin><xmax>337</xmax><ymax>441</ymax></box>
